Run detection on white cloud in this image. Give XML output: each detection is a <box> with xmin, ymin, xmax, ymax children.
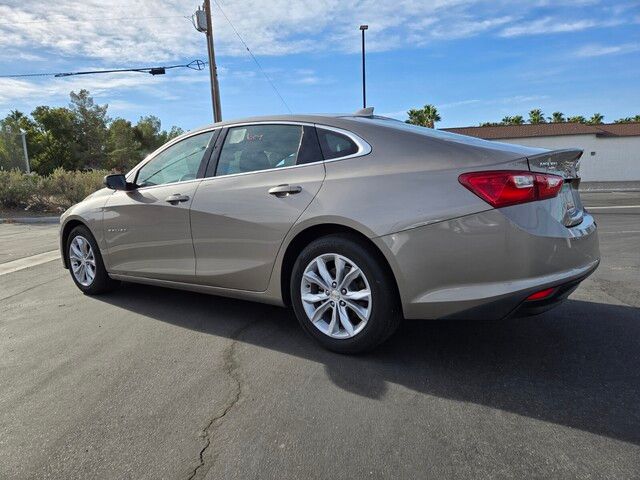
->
<box><xmin>427</xmin><ymin>16</ymin><xmax>514</xmax><ymax>40</ymax></box>
<box><xmin>576</xmin><ymin>43</ymin><xmax>640</xmax><ymax>57</ymax></box>
<box><xmin>0</xmin><ymin>0</ymin><xmax>634</xmax><ymax>63</ymax></box>
<box><xmin>439</xmin><ymin>99</ymin><xmax>482</xmax><ymax>109</ymax></box>
<box><xmin>500</xmin><ymin>17</ymin><xmax>599</xmax><ymax>37</ymax></box>
<box><xmin>0</xmin><ymin>0</ymin><xmax>605</xmax><ymax>65</ymax></box>
<box><xmin>290</xmin><ymin>75</ymin><xmax>321</xmax><ymax>85</ymax></box>
<box><xmin>0</xmin><ymin>0</ymin><xmax>636</xmax><ymax>112</ymax></box>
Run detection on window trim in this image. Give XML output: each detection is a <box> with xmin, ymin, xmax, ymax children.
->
<box><xmin>201</xmin><ymin>121</ymin><xmax>371</xmax><ymax>182</ymax></box>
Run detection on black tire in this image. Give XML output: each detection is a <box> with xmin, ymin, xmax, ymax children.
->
<box><xmin>290</xmin><ymin>234</ymin><xmax>401</xmax><ymax>354</ymax></box>
<box><xmin>66</xmin><ymin>225</ymin><xmax>119</xmax><ymax>295</ymax></box>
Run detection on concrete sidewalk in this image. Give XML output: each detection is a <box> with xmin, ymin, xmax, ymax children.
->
<box><xmin>580</xmin><ymin>181</ymin><xmax>640</xmax><ymax>192</ymax></box>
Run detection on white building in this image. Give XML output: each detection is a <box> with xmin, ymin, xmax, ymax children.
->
<box><xmin>443</xmin><ymin>123</ymin><xmax>640</xmax><ymax>182</ymax></box>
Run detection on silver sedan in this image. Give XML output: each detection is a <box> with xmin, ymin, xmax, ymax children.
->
<box><xmin>60</xmin><ymin>110</ymin><xmax>600</xmax><ymax>353</ymax></box>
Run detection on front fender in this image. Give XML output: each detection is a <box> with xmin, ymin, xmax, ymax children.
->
<box><xmin>59</xmin><ymin>189</ymin><xmax>112</xmax><ymax>269</ymax></box>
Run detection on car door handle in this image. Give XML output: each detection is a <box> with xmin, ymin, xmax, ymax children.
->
<box><xmin>165</xmin><ymin>194</ymin><xmax>190</xmax><ymax>204</ymax></box>
<box><xmin>268</xmin><ymin>184</ymin><xmax>302</xmax><ymax>197</ymax></box>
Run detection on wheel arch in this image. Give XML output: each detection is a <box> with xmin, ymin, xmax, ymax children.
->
<box><xmin>279</xmin><ymin>222</ymin><xmax>402</xmax><ymax>314</ymax></box>
<box><xmin>60</xmin><ymin>218</ymin><xmax>90</xmax><ymax>269</ymax></box>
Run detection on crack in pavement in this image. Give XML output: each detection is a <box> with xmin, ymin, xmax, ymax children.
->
<box><xmin>0</xmin><ymin>275</ymin><xmax>64</xmax><ymax>303</ymax></box>
<box><xmin>187</xmin><ymin>318</ymin><xmax>261</xmax><ymax>480</ymax></box>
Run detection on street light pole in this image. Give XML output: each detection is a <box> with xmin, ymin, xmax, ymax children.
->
<box><xmin>19</xmin><ymin>129</ymin><xmax>30</xmax><ymax>173</ymax></box>
<box><xmin>194</xmin><ymin>0</ymin><xmax>222</xmax><ymax>122</ymax></box>
<box><xmin>359</xmin><ymin>25</ymin><xmax>368</xmax><ymax>109</ymax></box>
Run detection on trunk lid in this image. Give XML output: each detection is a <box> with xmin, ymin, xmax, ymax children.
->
<box><xmin>528</xmin><ymin>149</ymin><xmax>584</xmax><ymax>227</ymax></box>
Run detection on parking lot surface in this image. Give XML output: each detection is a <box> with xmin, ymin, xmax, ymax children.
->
<box><xmin>1</xmin><ymin>195</ymin><xmax>639</xmax><ymax>479</ymax></box>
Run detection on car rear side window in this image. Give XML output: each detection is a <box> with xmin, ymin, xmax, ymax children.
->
<box><xmin>212</xmin><ymin>124</ymin><xmax>322</xmax><ymax>176</ymax></box>
<box><xmin>316</xmin><ymin>128</ymin><xmax>359</xmax><ymax>160</ymax></box>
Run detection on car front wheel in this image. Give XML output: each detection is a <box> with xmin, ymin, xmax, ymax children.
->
<box><xmin>291</xmin><ymin>234</ymin><xmax>401</xmax><ymax>353</ymax></box>
<box><xmin>66</xmin><ymin>225</ymin><xmax>119</xmax><ymax>295</ymax></box>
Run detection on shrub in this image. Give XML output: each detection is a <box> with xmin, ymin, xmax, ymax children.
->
<box><xmin>0</xmin><ymin>170</ymin><xmax>39</xmax><ymax>208</ymax></box>
<box><xmin>0</xmin><ymin>168</ymin><xmax>108</xmax><ymax>212</ymax></box>
<box><xmin>44</xmin><ymin>168</ymin><xmax>107</xmax><ymax>207</ymax></box>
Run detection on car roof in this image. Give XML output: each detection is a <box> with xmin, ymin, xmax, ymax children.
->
<box><xmin>188</xmin><ymin>114</ymin><xmax>377</xmax><ymax>134</ymax></box>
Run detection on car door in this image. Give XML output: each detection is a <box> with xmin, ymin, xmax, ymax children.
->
<box><xmin>190</xmin><ymin>123</ymin><xmax>325</xmax><ymax>291</ymax></box>
<box><xmin>103</xmin><ymin>130</ymin><xmax>215</xmax><ymax>282</ymax></box>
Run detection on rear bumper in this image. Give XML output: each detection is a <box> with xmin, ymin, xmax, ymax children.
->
<box><xmin>441</xmin><ymin>260</ymin><xmax>598</xmax><ymax>320</ymax></box>
<box><xmin>375</xmin><ymin>208</ymin><xmax>600</xmax><ymax>320</ymax></box>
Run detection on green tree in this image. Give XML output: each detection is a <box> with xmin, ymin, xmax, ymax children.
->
<box><xmin>133</xmin><ymin>116</ymin><xmax>184</xmax><ymax>155</ymax></box>
<box><xmin>549</xmin><ymin>112</ymin><xmax>565</xmax><ymax>123</ymax></box>
<box><xmin>567</xmin><ymin>115</ymin><xmax>586</xmax><ymax>123</ymax></box>
<box><xmin>588</xmin><ymin>113</ymin><xmax>604</xmax><ymax>124</ymax></box>
<box><xmin>106</xmin><ymin>119</ymin><xmax>142</xmax><ymax>172</ymax></box>
<box><xmin>528</xmin><ymin>109</ymin><xmax>546</xmax><ymax>124</ymax></box>
<box><xmin>1</xmin><ymin>91</ymin><xmax>185</xmax><ymax>174</ymax></box>
<box><xmin>406</xmin><ymin>104</ymin><xmax>441</xmax><ymax>128</ymax></box>
<box><xmin>166</xmin><ymin>125</ymin><xmax>185</xmax><ymax>141</ymax></box>
<box><xmin>69</xmin><ymin>89</ymin><xmax>109</xmax><ymax>170</ymax></box>
<box><xmin>30</xmin><ymin>106</ymin><xmax>78</xmax><ymax>174</ymax></box>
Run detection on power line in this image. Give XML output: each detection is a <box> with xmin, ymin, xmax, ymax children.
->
<box><xmin>212</xmin><ymin>0</ymin><xmax>292</xmax><ymax>114</ymax></box>
<box><xmin>0</xmin><ymin>60</ymin><xmax>206</xmax><ymax>79</ymax></box>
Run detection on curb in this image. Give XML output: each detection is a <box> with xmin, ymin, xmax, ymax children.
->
<box><xmin>0</xmin><ymin>216</ymin><xmax>60</xmax><ymax>224</ymax></box>
<box><xmin>580</xmin><ymin>182</ymin><xmax>640</xmax><ymax>193</ymax></box>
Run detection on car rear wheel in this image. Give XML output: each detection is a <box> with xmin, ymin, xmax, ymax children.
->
<box><xmin>291</xmin><ymin>234</ymin><xmax>401</xmax><ymax>353</ymax></box>
<box><xmin>66</xmin><ymin>225</ymin><xmax>119</xmax><ymax>295</ymax></box>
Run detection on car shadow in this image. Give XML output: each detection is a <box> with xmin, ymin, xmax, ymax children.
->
<box><xmin>95</xmin><ymin>283</ymin><xmax>640</xmax><ymax>445</ymax></box>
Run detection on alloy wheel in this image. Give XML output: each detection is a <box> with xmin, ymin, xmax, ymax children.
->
<box><xmin>69</xmin><ymin>235</ymin><xmax>97</xmax><ymax>287</ymax></box>
<box><xmin>300</xmin><ymin>253</ymin><xmax>372</xmax><ymax>339</ymax></box>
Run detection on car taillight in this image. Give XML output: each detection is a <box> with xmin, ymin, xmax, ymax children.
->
<box><xmin>526</xmin><ymin>287</ymin><xmax>556</xmax><ymax>301</ymax></box>
<box><xmin>458</xmin><ymin>170</ymin><xmax>563</xmax><ymax>208</ymax></box>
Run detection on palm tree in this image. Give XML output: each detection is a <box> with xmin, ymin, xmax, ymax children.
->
<box><xmin>549</xmin><ymin>112</ymin><xmax>565</xmax><ymax>123</ymax></box>
<box><xmin>406</xmin><ymin>104</ymin><xmax>441</xmax><ymax>128</ymax></box>
<box><xmin>502</xmin><ymin>115</ymin><xmax>524</xmax><ymax>125</ymax></box>
<box><xmin>588</xmin><ymin>113</ymin><xmax>604</xmax><ymax>124</ymax></box>
<box><xmin>615</xmin><ymin>115</ymin><xmax>640</xmax><ymax>123</ymax></box>
<box><xmin>567</xmin><ymin>115</ymin><xmax>586</xmax><ymax>123</ymax></box>
<box><xmin>528</xmin><ymin>109</ymin><xmax>546</xmax><ymax>124</ymax></box>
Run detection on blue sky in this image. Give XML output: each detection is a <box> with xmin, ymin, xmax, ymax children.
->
<box><xmin>0</xmin><ymin>0</ymin><xmax>639</xmax><ymax>130</ymax></box>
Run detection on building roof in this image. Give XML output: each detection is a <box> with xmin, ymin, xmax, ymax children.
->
<box><xmin>442</xmin><ymin>122</ymin><xmax>640</xmax><ymax>140</ymax></box>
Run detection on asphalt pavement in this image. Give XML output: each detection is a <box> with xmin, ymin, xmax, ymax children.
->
<box><xmin>0</xmin><ymin>195</ymin><xmax>638</xmax><ymax>479</ymax></box>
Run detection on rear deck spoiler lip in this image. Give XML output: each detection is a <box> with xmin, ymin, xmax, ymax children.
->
<box><xmin>526</xmin><ymin>148</ymin><xmax>583</xmax><ymax>179</ymax></box>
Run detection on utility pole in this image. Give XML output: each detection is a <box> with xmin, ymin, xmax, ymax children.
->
<box><xmin>359</xmin><ymin>25</ymin><xmax>368</xmax><ymax>109</ymax></box>
<box><xmin>194</xmin><ymin>1</ymin><xmax>222</xmax><ymax>122</ymax></box>
<box><xmin>19</xmin><ymin>129</ymin><xmax>30</xmax><ymax>173</ymax></box>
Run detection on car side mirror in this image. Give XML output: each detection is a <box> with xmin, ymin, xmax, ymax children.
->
<box><xmin>104</xmin><ymin>174</ymin><xmax>135</xmax><ymax>191</ymax></box>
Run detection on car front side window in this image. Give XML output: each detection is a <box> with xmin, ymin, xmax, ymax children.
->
<box><xmin>135</xmin><ymin>131</ymin><xmax>213</xmax><ymax>187</ymax></box>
